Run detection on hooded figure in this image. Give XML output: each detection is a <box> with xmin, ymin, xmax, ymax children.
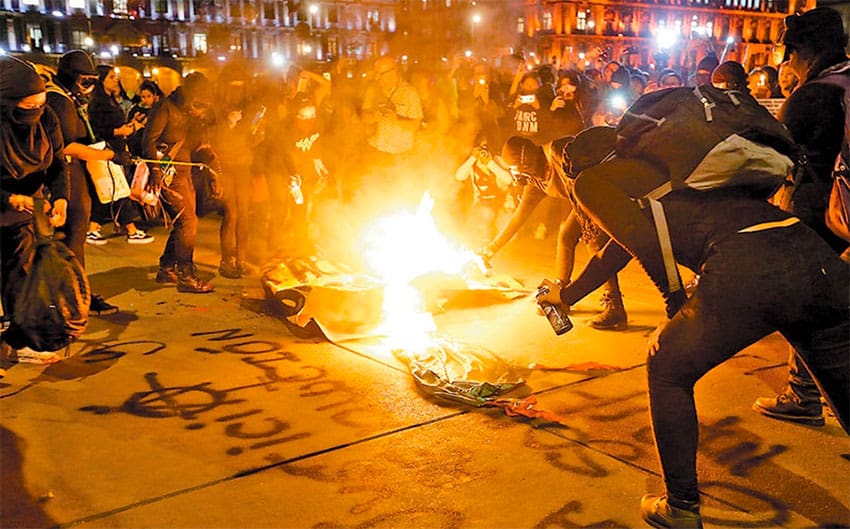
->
<box><xmin>0</xmin><ymin>56</ymin><xmax>70</xmax><ymax>358</ymax></box>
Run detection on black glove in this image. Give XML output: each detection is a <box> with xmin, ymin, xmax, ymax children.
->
<box><xmin>111</xmin><ymin>149</ymin><xmax>133</xmax><ymax>166</ymax></box>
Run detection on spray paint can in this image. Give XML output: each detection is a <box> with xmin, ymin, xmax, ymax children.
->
<box><xmin>536</xmin><ymin>285</ymin><xmax>573</xmax><ymax>336</ymax></box>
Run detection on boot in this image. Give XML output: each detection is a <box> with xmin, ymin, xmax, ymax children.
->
<box><xmin>177</xmin><ymin>265</ymin><xmax>214</xmax><ymax>294</ymax></box>
<box><xmin>753</xmin><ymin>386</ymin><xmax>824</xmax><ymax>426</ymax></box>
<box><xmin>218</xmin><ymin>257</ymin><xmax>241</xmax><ymax>279</ymax></box>
<box><xmin>156</xmin><ymin>264</ymin><xmax>179</xmax><ymax>284</ymax></box>
<box><xmin>590</xmin><ymin>291</ymin><xmax>627</xmax><ymax>330</ymax></box>
<box><xmin>640</xmin><ymin>494</ymin><xmax>703</xmax><ymax>529</ymax></box>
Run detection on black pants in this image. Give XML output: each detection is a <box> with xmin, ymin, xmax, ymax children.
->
<box><xmin>158</xmin><ymin>170</ymin><xmax>198</xmax><ymax>269</ymax></box>
<box><xmin>219</xmin><ymin>164</ymin><xmax>252</xmax><ymax>264</ymax></box>
<box><xmin>648</xmin><ymin>224</ymin><xmax>849</xmax><ymax>502</ymax></box>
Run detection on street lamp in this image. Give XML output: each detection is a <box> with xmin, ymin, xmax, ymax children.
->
<box><xmin>471</xmin><ymin>12</ymin><xmax>481</xmax><ymax>43</ymax></box>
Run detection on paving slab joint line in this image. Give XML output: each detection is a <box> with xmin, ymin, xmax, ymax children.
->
<box><xmin>54</xmin><ymin>412</ymin><xmax>469</xmax><ymax>529</ymax></box>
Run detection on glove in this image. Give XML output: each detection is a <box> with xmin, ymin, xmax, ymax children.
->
<box><xmin>111</xmin><ymin>149</ymin><xmax>133</xmax><ymax>166</ymax></box>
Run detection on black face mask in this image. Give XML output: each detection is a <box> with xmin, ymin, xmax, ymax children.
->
<box><xmin>10</xmin><ymin>106</ymin><xmax>45</xmax><ymax>127</ymax></box>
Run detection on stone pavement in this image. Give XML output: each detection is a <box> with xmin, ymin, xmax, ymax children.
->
<box><xmin>1</xmin><ymin>212</ymin><xmax>848</xmax><ymax>529</ymax></box>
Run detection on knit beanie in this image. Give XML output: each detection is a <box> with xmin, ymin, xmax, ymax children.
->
<box><xmin>0</xmin><ymin>56</ymin><xmax>46</xmax><ymax>102</ymax></box>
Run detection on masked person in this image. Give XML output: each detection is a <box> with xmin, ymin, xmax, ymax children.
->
<box><xmin>754</xmin><ymin>7</ymin><xmax>850</xmax><ymax>426</ymax></box>
<box><xmin>47</xmin><ymin>50</ymin><xmax>130</xmax><ymax>316</ymax></box>
<box><xmin>0</xmin><ymin>57</ymin><xmax>70</xmax><ymax>365</ymax></box>
<box><xmin>141</xmin><ymin>72</ymin><xmax>220</xmax><ymax>293</ymax></box>
<box><xmin>538</xmin><ymin>152</ymin><xmax>849</xmax><ymax>529</ymax></box>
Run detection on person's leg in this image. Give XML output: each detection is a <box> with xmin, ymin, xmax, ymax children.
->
<box><xmin>64</xmin><ymin>163</ymin><xmax>92</xmax><ymax>266</ymax></box>
<box><xmin>645</xmin><ymin>270</ymin><xmax>774</xmax><ymax>527</ymax></box>
<box><xmin>555</xmin><ymin>211</ymin><xmax>582</xmax><ymax>284</ymax></box>
<box><xmin>161</xmin><ymin>172</ymin><xmax>211</xmax><ymax>293</ymax></box>
<box><xmin>218</xmin><ymin>172</ymin><xmax>239</xmax><ymax>278</ymax></box>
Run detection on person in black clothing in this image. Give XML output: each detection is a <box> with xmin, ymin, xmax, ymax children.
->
<box><xmin>753</xmin><ymin>7</ymin><xmax>850</xmax><ymax>426</ymax></box>
<box><xmin>0</xmin><ymin>57</ymin><xmax>70</xmax><ymax>364</ymax></box>
<box><xmin>47</xmin><ymin>50</ymin><xmax>129</xmax><ymax>316</ymax></box>
<box><xmin>141</xmin><ymin>72</ymin><xmax>220</xmax><ymax>293</ymax></box>
<box><xmin>126</xmin><ymin>80</ymin><xmax>164</xmax><ymax>157</ymax></box>
<box><xmin>537</xmin><ymin>153</ymin><xmax>849</xmax><ymax>529</ymax></box>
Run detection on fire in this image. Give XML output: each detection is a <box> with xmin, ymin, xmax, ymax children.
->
<box><xmin>361</xmin><ymin>191</ymin><xmax>478</xmax><ymax>355</ymax></box>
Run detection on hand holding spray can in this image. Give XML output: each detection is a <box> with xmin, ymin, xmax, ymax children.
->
<box><xmin>536</xmin><ymin>285</ymin><xmax>573</xmax><ymax>335</ymax></box>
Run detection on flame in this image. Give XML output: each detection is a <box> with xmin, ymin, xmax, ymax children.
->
<box><xmin>361</xmin><ymin>191</ymin><xmax>477</xmax><ymax>355</ymax></box>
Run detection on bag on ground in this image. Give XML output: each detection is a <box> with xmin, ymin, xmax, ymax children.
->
<box><xmin>9</xmin><ymin>201</ymin><xmax>90</xmax><ymax>352</ymax></box>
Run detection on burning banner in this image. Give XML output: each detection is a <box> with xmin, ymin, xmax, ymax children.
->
<box><xmin>261</xmin><ymin>192</ymin><xmax>538</xmax><ymax>409</ymax></box>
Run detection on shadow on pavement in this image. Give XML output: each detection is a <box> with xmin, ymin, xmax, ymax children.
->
<box><xmin>0</xmin><ymin>426</ymin><xmax>58</xmax><ymax>529</ymax></box>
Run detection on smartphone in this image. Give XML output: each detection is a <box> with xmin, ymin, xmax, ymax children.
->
<box><xmin>519</xmin><ymin>94</ymin><xmax>536</xmax><ymax>104</ymax></box>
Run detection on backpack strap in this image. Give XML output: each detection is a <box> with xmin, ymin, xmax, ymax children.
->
<box><xmin>647</xmin><ymin>198</ymin><xmax>683</xmax><ymax>294</ymax></box>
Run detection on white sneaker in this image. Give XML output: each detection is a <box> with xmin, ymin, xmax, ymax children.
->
<box><xmin>126</xmin><ymin>230</ymin><xmax>155</xmax><ymax>244</ymax></box>
<box><xmin>14</xmin><ymin>347</ymin><xmax>62</xmax><ymax>365</ymax></box>
<box><xmin>86</xmin><ymin>230</ymin><xmax>108</xmax><ymax>245</ymax></box>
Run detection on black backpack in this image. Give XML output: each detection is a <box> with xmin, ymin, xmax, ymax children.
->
<box><xmin>8</xmin><ymin>201</ymin><xmax>90</xmax><ymax>352</ymax></box>
<box><xmin>616</xmin><ymin>86</ymin><xmax>797</xmax><ymax>201</ymax></box>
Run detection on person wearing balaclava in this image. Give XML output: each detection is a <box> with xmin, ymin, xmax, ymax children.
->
<box><xmin>140</xmin><ymin>71</ymin><xmax>221</xmax><ymax>293</ymax></box>
<box><xmin>753</xmin><ymin>6</ymin><xmax>850</xmax><ymax>428</ymax></box>
<box><xmin>0</xmin><ymin>56</ymin><xmax>70</xmax><ymax>363</ymax></box>
<box><xmin>47</xmin><ymin>49</ymin><xmax>131</xmax><ymax>317</ymax></box>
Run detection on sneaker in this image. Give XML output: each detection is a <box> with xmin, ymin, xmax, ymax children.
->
<box><xmin>640</xmin><ymin>494</ymin><xmax>703</xmax><ymax>529</ymax></box>
<box><xmin>126</xmin><ymin>230</ymin><xmax>155</xmax><ymax>244</ymax></box>
<box><xmin>14</xmin><ymin>347</ymin><xmax>62</xmax><ymax>365</ymax></box>
<box><xmin>86</xmin><ymin>230</ymin><xmax>108</xmax><ymax>245</ymax></box>
<box><xmin>90</xmin><ymin>294</ymin><xmax>119</xmax><ymax>316</ymax></box>
<box><xmin>753</xmin><ymin>387</ymin><xmax>825</xmax><ymax>426</ymax></box>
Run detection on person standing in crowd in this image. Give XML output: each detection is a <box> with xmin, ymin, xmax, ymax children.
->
<box><xmin>711</xmin><ymin>61</ymin><xmax>750</xmax><ymax>92</ymax></box>
<box><xmin>361</xmin><ymin>56</ymin><xmax>423</xmax><ymax>202</ymax></box>
<box><xmin>86</xmin><ymin>64</ymin><xmax>153</xmax><ymax>245</ymax></box>
<box><xmin>47</xmin><ymin>50</ymin><xmax>128</xmax><ymax>316</ymax></box>
<box><xmin>753</xmin><ymin>7</ymin><xmax>850</xmax><ymax>427</ymax></box>
<box><xmin>212</xmin><ymin>66</ymin><xmax>262</xmax><ymax>279</ymax></box>
<box><xmin>0</xmin><ymin>56</ymin><xmax>70</xmax><ymax>365</ymax></box>
<box><xmin>126</xmin><ymin>80</ymin><xmax>164</xmax><ymax>157</ymax></box>
<box><xmin>454</xmin><ymin>136</ymin><xmax>513</xmax><ymax>245</ymax></box>
<box><xmin>141</xmin><ymin>72</ymin><xmax>219</xmax><ymax>293</ymax></box>
<box><xmin>691</xmin><ymin>55</ymin><xmax>718</xmax><ymax>86</ymax></box>
<box><xmin>777</xmin><ymin>62</ymin><xmax>799</xmax><ymax>98</ymax></box>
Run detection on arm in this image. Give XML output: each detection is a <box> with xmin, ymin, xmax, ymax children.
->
<box><xmin>484</xmin><ymin>184</ymin><xmax>546</xmax><ymax>255</ymax></box>
<box><xmin>537</xmin><ymin>238</ymin><xmax>632</xmax><ymax>306</ymax></box>
<box><xmin>455</xmin><ymin>155</ymin><xmax>476</xmax><ymax>182</ymax></box>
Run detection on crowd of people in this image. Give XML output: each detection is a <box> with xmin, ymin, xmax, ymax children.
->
<box><xmin>0</xmin><ymin>5</ymin><xmax>848</xmax><ymax>528</ymax></box>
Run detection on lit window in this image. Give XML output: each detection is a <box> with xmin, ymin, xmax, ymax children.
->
<box><xmin>517</xmin><ymin>17</ymin><xmax>524</xmax><ymax>33</ymax></box>
<box><xmin>69</xmin><ymin>0</ymin><xmax>85</xmax><ymax>8</ymax></box>
<box><xmin>23</xmin><ymin>0</ymin><xmax>38</xmax><ymax>5</ymax></box>
<box><xmin>193</xmin><ymin>33</ymin><xmax>207</xmax><ymax>53</ymax></box>
<box><xmin>542</xmin><ymin>11</ymin><xmax>552</xmax><ymax>30</ymax></box>
<box><xmin>576</xmin><ymin>10</ymin><xmax>586</xmax><ymax>31</ymax></box>
<box><xmin>113</xmin><ymin>0</ymin><xmax>127</xmax><ymax>13</ymax></box>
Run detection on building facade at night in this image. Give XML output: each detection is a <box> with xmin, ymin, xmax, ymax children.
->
<box><xmin>0</xmin><ymin>0</ymin><xmax>845</xmax><ymax>82</ymax></box>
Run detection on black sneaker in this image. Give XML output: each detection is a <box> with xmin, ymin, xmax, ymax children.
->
<box><xmin>90</xmin><ymin>294</ymin><xmax>119</xmax><ymax>316</ymax></box>
<box><xmin>640</xmin><ymin>494</ymin><xmax>703</xmax><ymax>529</ymax></box>
<box><xmin>753</xmin><ymin>387</ymin><xmax>825</xmax><ymax>426</ymax></box>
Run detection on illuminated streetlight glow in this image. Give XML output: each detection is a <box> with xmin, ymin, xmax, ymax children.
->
<box><xmin>51</xmin><ymin>10</ymin><xmax>63</xmax><ymax>16</ymax></box>
<box><xmin>83</xmin><ymin>36</ymin><xmax>94</xmax><ymax>47</ymax></box>
<box><xmin>655</xmin><ymin>27</ymin><xmax>678</xmax><ymax>49</ymax></box>
<box><xmin>272</xmin><ymin>51</ymin><xmax>285</xmax><ymax>67</ymax></box>
<box><xmin>578</xmin><ymin>52</ymin><xmax>585</xmax><ymax>59</ymax></box>
<box><xmin>303</xmin><ymin>44</ymin><xmax>313</xmax><ymax>54</ymax></box>
<box><xmin>726</xmin><ymin>36</ymin><xmax>735</xmax><ymax>44</ymax></box>
<box><xmin>308</xmin><ymin>4</ymin><xmax>318</xmax><ymax>14</ymax></box>
<box><xmin>472</xmin><ymin>13</ymin><xmax>481</xmax><ymax>24</ymax></box>
<box><xmin>110</xmin><ymin>44</ymin><xmax>119</xmax><ymax>55</ymax></box>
